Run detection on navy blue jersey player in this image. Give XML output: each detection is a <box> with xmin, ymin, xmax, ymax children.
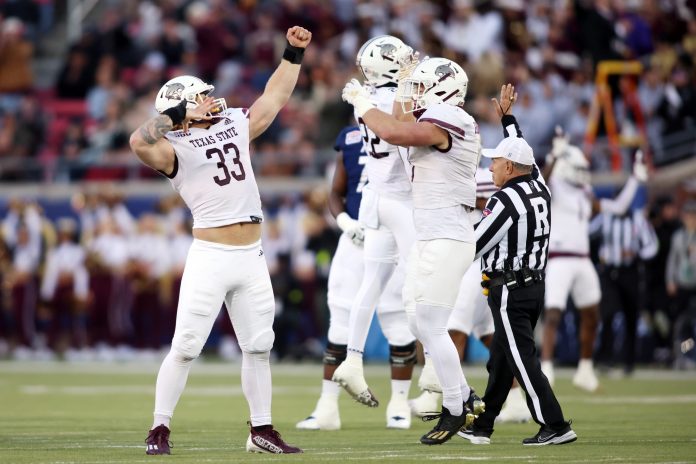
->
<box><xmin>334</xmin><ymin>125</ymin><xmax>368</xmax><ymax>221</ymax></box>
<box><xmin>296</xmin><ymin>125</ymin><xmax>413</xmax><ymax>430</ymax></box>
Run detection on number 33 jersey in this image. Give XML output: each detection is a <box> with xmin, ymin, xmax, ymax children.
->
<box><xmin>355</xmin><ymin>86</ymin><xmax>411</xmax><ymax>201</ymax></box>
<box><xmin>164</xmin><ymin>107</ymin><xmax>263</xmax><ymax>229</ymax></box>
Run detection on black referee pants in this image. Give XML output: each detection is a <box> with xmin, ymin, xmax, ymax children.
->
<box><xmin>475</xmin><ymin>281</ymin><xmax>567</xmax><ymax>433</ymax></box>
<box><xmin>596</xmin><ymin>264</ymin><xmax>641</xmax><ymax>372</ymax></box>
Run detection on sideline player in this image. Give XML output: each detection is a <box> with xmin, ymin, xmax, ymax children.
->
<box><xmin>129</xmin><ymin>26</ymin><xmax>311</xmax><ymax>455</ymax></box>
<box><xmin>540</xmin><ymin>133</ymin><xmax>647</xmax><ymax>391</ymax></box>
<box><xmin>342</xmin><ymin>56</ymin><xmax>482</xmax><ymax>445</ymax></box>
<box><xmin>331</xmin><ymin>36</ymin><xmax>418</xmax><ymax>411</ymax></box>
<box><xmin>296</xmin><ymin>125</ymin><xmax>415</xmax><ymax>430</ymax></box>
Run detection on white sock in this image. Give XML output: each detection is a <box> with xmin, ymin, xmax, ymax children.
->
<box><xmin>578</xmin><ymin>358</ymin><xmax>594</xmax><ymax>370</ymax></box>
<box><xmin>152</xmin><ymin>349</ymin><xmax>194</xmax><ymax>429</ymax></box>
<box><xmin>345</xmin><ymin>351</ymin><xmax>363</xmax><ymax>364</ymax></box>
<box><xmin>346</xmin><ymin>261</ymin><xmax>395</xmax><ymax>352</ymax></box>
<box><xmin>509</xmin><ymin>385</ymin><xmax>525</xmax><ymax>403</ymax></box>
<box><xmin>321</xmin><ymin>379</ymin><xmax>340</xmax><ymax>398</ymax></box>
<box><xmin>242</xmin><ymin>351</ymin><xmax>272</xmax><ymax>427</ymax></box>
<box><xmin>391</xmin><ymin>379</ymin><xmax>411</xmax><ymax>399</ymax></box>
<box><xmin>416</xmin><ymin>304</ymin><xmax>465</xmax><ymax>416</ymax></box>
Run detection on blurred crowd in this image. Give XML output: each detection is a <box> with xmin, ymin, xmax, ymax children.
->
<box><xmin>0</xmin><ymin>0</ymin><xmax>696</xmax><ymax>181</ymax></box>
<box><xmin>0</xmin><ymin>181</ymin><xmax>695</xmax><ymax>368</ymax></box>
<box><xmin>0</xmin><ymin>187</ymin><xmax>340</xmax><ymax>362</ymax></box>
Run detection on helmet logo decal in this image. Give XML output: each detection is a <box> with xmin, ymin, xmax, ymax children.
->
<box><xmin>434</xmin><ymin>64</ymin><xmax>455</xmax><ymax>82</ymax></box>
<box><xmin>378</xmin><ymin>43</ymin><xmax>397</xmax><ymax>62</ymax></box>
<box><xmin>164</xmin><ymin>83</ymin><xmax>185</xmax><ymax>100</ymax></box>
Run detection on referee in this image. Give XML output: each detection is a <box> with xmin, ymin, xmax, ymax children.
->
<box><xmin>460</xmin><ymin>84</ymin><xmax>576</xmax><ymax>446</ymax></box>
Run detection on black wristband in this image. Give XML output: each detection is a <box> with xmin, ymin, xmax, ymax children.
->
<box><xmin>162</xmin><ymin>100</ymin><xmax>187</xmax><ymax>126</ymax></box>
<box><xmin>282</xmin><ymin>41</ymin><xmax>305</xmax><ymax>64</ymax></box>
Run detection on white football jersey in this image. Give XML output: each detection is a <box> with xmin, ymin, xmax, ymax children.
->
<box><xmin>409</xmin><ymin>104</ymin><xmax>480</xmax><ymax>210</ymax></box>
<box><xmin>469</xmin><ymin>167</ymin><xmax>496</xmax><ymax>224</ymax></box>
<box><xmin>164</xmin><ymin>108</ymin><xmax>263</xmax><ymax>229</ymax></box>
<box><xmin>548</xmin><ymin>176</ymin><xmax>593</xmax><ymax>255</ymax></box>
<box><xmin>355</xmin><ymin>86</ymin><xmax>411</xmax><ymax>200</ymax></box>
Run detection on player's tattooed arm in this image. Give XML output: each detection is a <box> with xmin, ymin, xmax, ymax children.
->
<box><xmin>129</xmin><ymin>117</ymin><xmax>176</xmax><ymax>173</ymax></box>
<box><xmin>137</xmin><ymin>115</ymin><xmax>173</xmax><ymax>145</ymax></box>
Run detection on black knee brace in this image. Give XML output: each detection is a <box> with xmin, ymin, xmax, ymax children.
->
<box><xmin>389</xmin><ymin>341</ymin><xmax>417</xmax><ymax>367</ymax></box>
<box><xmin>323</xmin><ymin>341</ymin><xmax>347</xmax><ymax>366</ymax></box>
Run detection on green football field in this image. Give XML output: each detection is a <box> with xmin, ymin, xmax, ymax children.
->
<box><xmin>1</xmin><ymin>361</ymin><xmax>695</xmax><ymax>463</ymax></box>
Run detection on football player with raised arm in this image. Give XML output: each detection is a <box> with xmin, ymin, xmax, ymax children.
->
<box><xmin>331</xmin><ymin>36</ymin><xmax>418</xmax><ymax>415</ymax></box>
<box><xmin>129</xmin><ymin>26</ymin><xmax>311</xmax><ymax>455</ymax></box>
<box><xmin>539</xmin><ymin>132</ymin><xmax>647</xmax><ymax>392</ymax></box>
<box><xmin>341</xmin><ymin>55</ymin><xmax>483</xmax><ymax>445</ymax></box>
<box><xmin>296</xmin><ymin>125</ymin><xmax>415</xmax><ymax>430</ymax></box>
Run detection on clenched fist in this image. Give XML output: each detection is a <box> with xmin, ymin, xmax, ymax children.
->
<box><xmin>287</xmin><ymin>26</ymin><xmax>312</xmax><ymax>48</ymax></box>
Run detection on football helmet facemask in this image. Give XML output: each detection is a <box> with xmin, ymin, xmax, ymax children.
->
<box><xmin>400</xmin><ymin>57</ymin><xmax>468</xmax><ymax>115</ymax></box>
<box><xmin>154</xmin><ymin>75</ymin><xmax>226</xmax><ymax>118</ymax></box>
<box><xmin>356</xmin><ymin>35</ymin><xmax>411</xmax><ymax>87</ymax></box>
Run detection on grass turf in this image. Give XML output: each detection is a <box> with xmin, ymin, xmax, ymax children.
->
<box><xmin>1</xmin><ymin>361</ymin><xmax>695</xmax><ymax>463</ymax></box>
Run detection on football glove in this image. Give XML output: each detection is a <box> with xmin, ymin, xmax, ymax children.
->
<box><xmin>395</xmin><ymin>51</ymin><xmax>420</xmax><ymax>103</ymax></box>
<box><xmin>342</xmin><ymin>79</ymin><xmax>375</xmax><ymax>118</ymax></box>
<box><xmin>550</xmin><ymin>126</ymin><xmax>569</xmax><ymax>160</ymax></box>
<box><xmin>336</xmin><ymin>212</ymin><xmax>365</xmax><ymax>247</ymax></box>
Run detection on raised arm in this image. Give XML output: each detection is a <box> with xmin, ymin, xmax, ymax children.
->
<box><xmin>342</xmin><ymin>79</ymin><xmax>448</xmax><ymax>148</ymax></box>
<box><xmin>248</xmin><ymin>26</ymin><xmax>312</xmax><ymax>141</ymax></box>
<box><xmin>591</xmin><ymin>151</ymin><xmax>648</xmax><ymax>215</ymax></box>
<box><xmin>129</xmin><ymin>97</ymin><xmax>218</xmax><ymax>174</ymax></box>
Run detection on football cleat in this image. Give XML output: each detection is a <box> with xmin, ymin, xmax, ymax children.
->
<box><xmin>332</xmin><ymin>359</ymin><xmax>379</xmax><ymax>407</ymax></box>
<box><xmin>457</xmin><ymin>424</ymin><xmax>491</xmax><ymax>444</ymax></box>
<box><xmin>417</xmin><ymin>361</ymin><xmax>442</xmax><ymax>393</ymax></box>
<box><xmin>496</xmin><ymin>387</ymin><xmax>532</xmax><ymax>424</ymax></box>
<box><xmin>419</xmin><ymin>406</ymin><xmax>471</xmax><ymax>445</ymax></box>
<box><xmin>296</xmin><ymin>396</ymin><xmax>341</xmax><ymax>431</ymax></box>
<box><xmin>386</xmin><ymin>395</ymin><xmax>411</xmax><ymax>429</ymax></box>
<box><xmin>145</xmin><ymin>424</ymin><xmax>172</xmax><ymax>455</ymax></box>
<box><xmin>522</xmin><ymin>421</ymin><xmax>577</xmax><ymax>446</ymax></box>
<box><xmin>466</xmin><ymin>389</ymin><xmax>485</xmax><ymax>417</ymax></box>
<box><xmin>246</xmin><ymin>423</ymin><xmax>303</xmax><ymax>454</ymax></box>
<box><xmin>409</xmin><ymin>390</ymin><xmax>441</xmax><ymax>418</ymax></box>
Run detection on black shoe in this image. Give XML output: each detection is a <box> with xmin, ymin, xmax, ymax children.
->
<box><xmin>466</xmin><ymin>389</ymin><xmax>485</xmax><ymax>416</ymax></box>
<box><xmin>420</xmin><ymin>407</ymin><xmax>470</xmax><ymax>445</ymax></box>
<box><xmin>457</xmin><ymin>424</ymin><xmax>491</xmax><ymax>445</ymax></box>
<box><xmin>522</xmin><ymin>421</ymin><xmax>577</xmax><ymax>446</ymax></box>
<box><xmin>145</xmin><ymin>425</ymin><xmax>172</xmax><ymax>455</ymax></box>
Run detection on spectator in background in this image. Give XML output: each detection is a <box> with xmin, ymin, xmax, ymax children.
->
<box><xmin>86</xmin><ymin>215</ymin><xmax>130</xmax><ymax>352</ymax></box>
<box><xmin>0</xmin><ymin>18</ymin><xmax>34</xmax><ymax>108</ymax></box>
<box><xmin>666</xmin><ymin>200</ymin><xmax>696</xmax><ymax>364</ymax></box>
<box><xmin>39</xmin><ymin>217</ymin><xmax>89</xmax><ymax>359</ymax></box>
<box><xmin>55</xmin><ymin>47</ymin><xmax>93</xmax><ymax>99</ymax></box>
<box><xmin>126</xmin><ymin>214</ymin><xmax>170</xmax><ymax>352</ymax></box>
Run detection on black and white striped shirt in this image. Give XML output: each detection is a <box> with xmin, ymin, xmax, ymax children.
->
<box><xmin>474</xmin><ymin>113</ymin><xmax>551</xmax><ymax>273</ymax></box>
<box><xmin>475</xmin><ymin>172</ymin><xmax>552</xmax><ymax>272</ymax></box>
<box><xmin>589</xmin><ymin>209</ymin><xmax>658</xmax><ymax>267</ymax></box>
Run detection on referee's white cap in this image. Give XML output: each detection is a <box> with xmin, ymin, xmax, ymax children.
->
<box><xmin>482</xmin><ymin>137</ymin><xmax>534</xmax><ymax>165</ymax></box>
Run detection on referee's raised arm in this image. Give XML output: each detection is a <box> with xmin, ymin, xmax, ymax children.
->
<box><xmin>461</xmin><ymin>84</ymin><xmax>576</xmax><ymax>447</ymax></box>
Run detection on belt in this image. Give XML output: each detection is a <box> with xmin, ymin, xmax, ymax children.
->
<box><xmin>481</xmin><ymin>268</ymin><xmax>545</xmax><ymax>291</ymax></box>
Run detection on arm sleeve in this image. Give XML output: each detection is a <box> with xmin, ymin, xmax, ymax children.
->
<box><xmin>599</xmin><ymin>177</ymin><xmax>639</xmax><ymax>215</ymax></box>
<box><xmin>475</xmin><ymin>194</ymin><xmax>514</xmax><ymax>260</ymax></box>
